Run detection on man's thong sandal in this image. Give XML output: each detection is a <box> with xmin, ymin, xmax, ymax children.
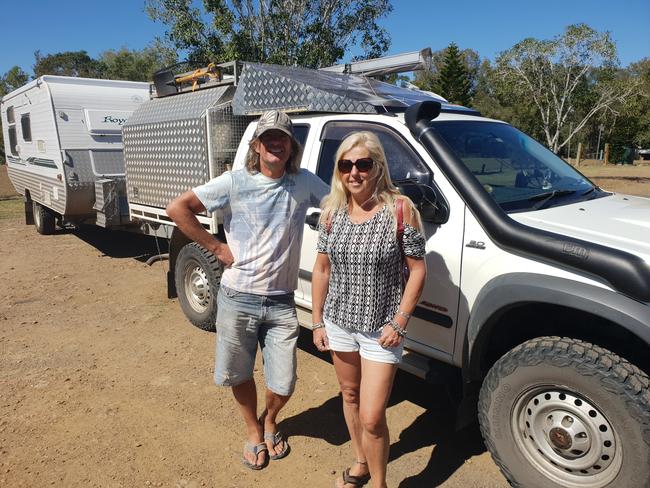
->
<box><xmin>242</xmin><ymin>441</ymin><xmax>268</xmax><ymax>470</ymax></box>
<box><xmin>264</xmin><ymin>431</ymin><xmax>290</xmax><ymax>460</ymax></box>
<box><xmin>337</xmin><ymin>465</ymin><xmax>371</xmax><ymax>487</ymax></box>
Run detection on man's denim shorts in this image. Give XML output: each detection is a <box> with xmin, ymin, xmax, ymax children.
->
<box><xmin>214</xmin><ymin>285</ymin><xmax>300</xmax><ymax>396</ymax></box>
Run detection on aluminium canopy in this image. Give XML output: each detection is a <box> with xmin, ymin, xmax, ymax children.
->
<box><xmin>232</xmin><ymin>62</ymin><xmax>475</xmax><ymax>116</ymax></box>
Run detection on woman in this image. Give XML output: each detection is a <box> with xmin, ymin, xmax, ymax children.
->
<box><xmin>311</xmin><ymin>132</ymin><xmax>427</xmax><ymax>488</ymax></box>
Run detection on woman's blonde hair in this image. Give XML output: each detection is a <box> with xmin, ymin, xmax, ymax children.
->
<box><xmin>320</xmin><ymin>131</ymin><xmax>423</xmax><ymax>230</ymax></box>
<box><xmin>245</xmin><ymin>136</ymin><xmax>302</xmax><ymax>174</ymax></box>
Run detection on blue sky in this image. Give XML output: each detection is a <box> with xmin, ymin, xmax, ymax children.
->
<box><xmin>0</xmin><ymin>0</ymin><xmax>648</xmax><ymax>76</ymax></box>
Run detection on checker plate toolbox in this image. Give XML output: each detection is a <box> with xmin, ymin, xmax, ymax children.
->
<box><xmin>121</xmin><ymin>58</ymin><xmax>452</xmax><ymax>224</ymax></box>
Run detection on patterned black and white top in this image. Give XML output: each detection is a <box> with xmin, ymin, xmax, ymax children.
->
<box><xmin>317</xmin><ymin>204</ymin><xmax>426</xmax><ymax>332</ymax></box>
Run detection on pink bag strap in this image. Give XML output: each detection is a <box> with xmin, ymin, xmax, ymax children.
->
<box><xmin>326</xmin><ymin>210</ymin><xmax>333</xmax><ymax>234</ymax></box>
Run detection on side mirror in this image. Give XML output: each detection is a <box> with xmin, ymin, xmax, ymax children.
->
<box><xmin>305</xmin><ymin>212</ymin><xmax>320</xmax><ymax>230</ymax></box>
<box><xmin>397</xmin><ymin>180</ymin><xmax>449</xmax><ymax>225</ymax></box>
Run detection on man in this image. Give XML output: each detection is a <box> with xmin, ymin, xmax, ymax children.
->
<box><xmin>166</xmin><ymin>110</ymin><xmax>329</xmax><ymax>470</ymax></box>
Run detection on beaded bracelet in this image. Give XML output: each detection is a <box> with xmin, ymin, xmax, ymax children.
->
<box><xmin>311</xmin><ymin>322</ymin><xmax>325</xmax><ymax>331</ymax></box>
<box><xmin>397</xmin><ymin>310</ymin><xmax>411</xmax><ymax>321</ymax></box>
<box><xmin>388</xmin><ymin>319</ymin><xmax>407</xmax><ymax>337</ymax></box>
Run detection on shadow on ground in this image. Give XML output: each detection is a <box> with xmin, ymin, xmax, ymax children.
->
<box><xmin>70</xmin><ymin>225</ymin><xmax>169</xmax><ymax>262</ymax></box>
<box><xmin>291</xmin><ymin>328</ymin><xmax>487</xmax><ymax>487</ymax></box>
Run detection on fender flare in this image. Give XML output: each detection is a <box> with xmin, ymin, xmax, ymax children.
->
<box><xmin>464</xmin><ymin>273</ymin><xmax>650</xmax><ymax>380</ymax></box>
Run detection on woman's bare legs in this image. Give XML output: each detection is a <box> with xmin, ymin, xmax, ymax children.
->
<box><xmin>359</xmin><ymin>357</ymin><xmax>397</xmax><ymax>488</ymax></box>
<box><xmin>332</xmin><ymin>351</ymin><xmax>397</xmax><ymax>488</ymax></box>
<box><xmin>331</xmin><ymin>351</ymin><xmax>369</xmax><ymax>486</ymax></box>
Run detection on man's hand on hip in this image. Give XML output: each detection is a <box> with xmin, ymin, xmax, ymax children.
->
<box><xmin>211</xmin><ymin>241</ymin><xmax>234</xmax><ymax>267</ymax></box>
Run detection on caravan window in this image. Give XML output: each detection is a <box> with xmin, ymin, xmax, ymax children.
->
<box><xmin>8</xmin><ymin>127</ymin><xmax>18</xmax><ymax>156</ymax></box>
<box><xmin>6</xmin><ymin>106</ymin><xmax>15</xmax><ymax>124</ymax></box>
<box><xmin>21</xmin><ymin>114</ymin><xmax>32</xmax><ymax>142</ymax></box>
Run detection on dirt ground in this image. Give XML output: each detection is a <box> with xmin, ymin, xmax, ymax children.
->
<box><xmin>1</xmin><ymin>163</ymin><xmax>508</xmax><ymax>488</ymax></box>
<box><xmin>0</xmin><ymin>162</ymin><xmax>648</xmax><ymax>488</ymax></box>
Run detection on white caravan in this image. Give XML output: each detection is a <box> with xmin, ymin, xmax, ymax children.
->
<box><xmin>1</xmin><ymin>76</ymin><xmax>150</xmax><ymax>233</ymax></box>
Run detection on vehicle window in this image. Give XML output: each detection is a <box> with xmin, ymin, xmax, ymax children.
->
<box><xmin>316</xmin><ymin>121</ymin><xmax>430</xmax><ymax>186</ymax></box>
<box><xmin>293</xmin><ymin>124</ymin><xmax>309</xmax><ymax>147</ymax></box>
<box><xmin>21</xmin><ymin>114</ymin><xmax>32</xmax><ymax>142</ymax></box>
<box><xmin>8</xmin><ymin>127</ymin><xmax>18</xmax><ymax>156</ymax></box>
<box><xmin>6</xmin><ymin>106</ymin><xmax>15</xmax><ymax>124</ymax></box>
<box><xmin>432</xmin><ymin>120</ymin><xmax>598</xmax><ymax>212</ymax></box>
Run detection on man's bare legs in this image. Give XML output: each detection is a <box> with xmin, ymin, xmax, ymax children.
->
<box><xmin>260</xmin><ymin>389</ymin><xmax>291</xmax><ymax>457</ymax></box>
<box><xmin>233</xmin><ymin>379</ymin><xmax>292</xmax><ymax>464</ymax></box>
<box><xmin>232</xmin><ymin>379</ymin><xmax>266</xmax><ymax>467</ymax></box>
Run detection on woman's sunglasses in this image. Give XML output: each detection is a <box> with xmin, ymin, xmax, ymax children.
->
<box><xmin>337</xmin><ymin>158</ymin><xmax>374</xmax><ymax>173</ymax></box>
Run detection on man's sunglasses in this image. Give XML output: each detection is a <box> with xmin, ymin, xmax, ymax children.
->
<box><xmin>337</xmin><ymin>158</ymin><xmax>374</xmax><ymax>173</ymax></box>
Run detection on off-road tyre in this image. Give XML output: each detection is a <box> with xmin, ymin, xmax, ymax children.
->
<box><xmin>33</xmin><ymin>202</ymin><xmax>56</xmax><ymax>235</ymax></box>
<box><xmin>174</xmin><ymin>243</ymin><xmax>223</xmax><ymax>332</ymax></box>
<box><xmin>478</xmin><ymin>336</ymin><xmax>650</xmax><ymax>488</ymax></box>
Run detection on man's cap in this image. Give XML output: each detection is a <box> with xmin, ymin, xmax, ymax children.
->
<box><xmin>254</xmin><ymin>110</ymin><xmax>294</xmax><ymax>139</ymax></box>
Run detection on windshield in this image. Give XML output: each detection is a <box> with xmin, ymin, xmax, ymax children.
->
<box><xmin>432</xmin><ymin>120</ymin><xmax>606</xmax><ymax>212</ymax></box>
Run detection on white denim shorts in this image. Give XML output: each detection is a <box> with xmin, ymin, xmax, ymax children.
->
<box><xmin>324</xmin><ymin>318</ymin><xmax>403</xmax><ymax>364</ymax></box>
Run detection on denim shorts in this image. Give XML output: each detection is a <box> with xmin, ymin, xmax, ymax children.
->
<box><xmin>214</xmin><ymin>285</ymin><xmax>299</xmax><ymax>396</ymax></box>
<box><xmin>324</xmin><ymin>318</ymin><xmax>404</xmax><ymax>364</ymax></box>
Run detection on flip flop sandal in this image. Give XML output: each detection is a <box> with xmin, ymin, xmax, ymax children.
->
<box><xmin>337</xmin><ymin>467</ymin><xmax>371</xmax><ymax>487</ymax></box>
<box><xmin>242</xmin><ymin>441</ymin><xmax>268</xmax><ymax>470</ymax></box>
<box><xmin>264</xmin><ymin>431</ymin><xmax>290</xmax><ymax>460</ymax></box>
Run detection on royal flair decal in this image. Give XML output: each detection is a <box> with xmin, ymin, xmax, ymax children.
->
<box><xmin>84</xmin><ymin>109</ymin><xmax>134</xmax><ymax>135</ymax></box>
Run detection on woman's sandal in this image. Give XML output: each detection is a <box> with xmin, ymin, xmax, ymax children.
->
<box><xmin>337</xmin><ymin>461</ymin><xmax>371</xmax><ymax>487</ymax></box>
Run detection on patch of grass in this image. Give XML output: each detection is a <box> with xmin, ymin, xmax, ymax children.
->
<box><xmin>0</xmin><ymin>198</ymin><xmax>24</xmax><ymax>220</ymax></box>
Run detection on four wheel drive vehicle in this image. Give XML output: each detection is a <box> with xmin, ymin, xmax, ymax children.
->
<box><xmin>4</xmin><ymin>55</ymin><xmax>650</xmax><ymax>487</ymax></box>
<box><xmin>156</xmin><ymin>69</ymin><xmax>650</xmax><ymax>487</ymax></box>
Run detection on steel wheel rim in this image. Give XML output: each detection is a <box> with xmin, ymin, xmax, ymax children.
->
<box><xmin>511</xmin><ymin>387</ymin><xmax>622</xmax><ymax>487</ymax></box>
<box><xmin>183</xmin><ymin>263</ymin><xmax>211</xmax><ymax>312</ymax></box>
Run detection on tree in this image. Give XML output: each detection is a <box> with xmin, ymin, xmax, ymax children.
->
<box><xmin>437</xmin><ymin>43</ymin><xmax>473</xmax><ymax>105</ymax></box>
<box><xmin>0</xmin><ymin>66</ymin><xmax>29</xmax><ymax>96</ymax></box>
<box><xmin>494</xmin><ymin>24</ymin><xmax>637</xmax><ymax>153</ymax></box>
<box><xmin>1</xmin><ymin>66</ymin><xmax>30</xmax><ymax>162</ymax></box>
<box><xmin>100</xmin><ymin>42</ymin><xmax>178</xmax><ymax>82</ymax></box>
<box><xmin>33</xmin><ymin>50</ymin><xmax>105</xmax><ymax>78</ymax></box>
<box><xmin>472</xmin><ymin>59</ymin><xmax>546</xmax><ymax>141</ymax></box>
<box><xmin>146</xmin><ymin>0</ymin><xmax>392</xmax><ymax>68</ymax></box>
<box><xmin>413</xmin><ymin>44</ymin><xmax>479</xmax><ymax>104</ymax></box>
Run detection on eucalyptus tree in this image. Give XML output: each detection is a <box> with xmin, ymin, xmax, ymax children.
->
<box><xmin>495</xmin><ymin>24</ymin><xmax>637</xmax><ymax>153</ymax></box>
<box><xmin>146</xmin><ymin>0</ymin><xmax>393</xmax><ymax>67</ymax></box>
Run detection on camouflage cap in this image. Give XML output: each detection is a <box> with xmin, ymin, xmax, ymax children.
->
<box><xmin>253</xmin><ymin>110</ymin><xmax>294</xmax><ymax>139</ymax></box>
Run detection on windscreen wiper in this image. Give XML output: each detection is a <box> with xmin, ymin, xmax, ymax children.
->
<box><xmin>528</xmin><ymin>189</ymin><xmax>576</xmax><ymax>210</ymax></box>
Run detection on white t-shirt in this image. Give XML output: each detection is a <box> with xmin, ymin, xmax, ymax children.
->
<box><xmin>193</xmin><ymin>168</ymin><xmax>329</xmax><ymax>295</ymax></box>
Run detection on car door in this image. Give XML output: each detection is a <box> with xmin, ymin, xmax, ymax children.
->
<box><xmin>297</xmin><ymin>119</ymin><xmax>466</xmax><ymax>360</ymax></box>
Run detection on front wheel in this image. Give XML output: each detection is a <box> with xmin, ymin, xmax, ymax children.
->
<box><xmin>478</xmin><ymin>336</ymin><xmax>650</xmax><ymax>488</ymax></box>
<box><xmin>174</xmin><ymin>243</ymin><xmax>223</xmax><ymax>331</ymax></box>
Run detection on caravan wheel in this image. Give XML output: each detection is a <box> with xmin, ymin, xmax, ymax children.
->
<box><xmin>33</xmin><ymin>202</ymin><xmax>56</xmax><ymax>235</ymax></box>
<box><xmin>174</xmin><ymin>243</ymin><xmax>223</xmax><ymax>331</ymax></box>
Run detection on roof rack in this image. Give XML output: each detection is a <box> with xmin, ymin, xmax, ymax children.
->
<box><xmin>152</xmin><ymin>61</ymin><xmax>242</xmax><ymax>98</ymax></box>
<box><xmin>319</xmin><ymin>48</ymin><xmax>432</xmax><ymax>77</ymax></box>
